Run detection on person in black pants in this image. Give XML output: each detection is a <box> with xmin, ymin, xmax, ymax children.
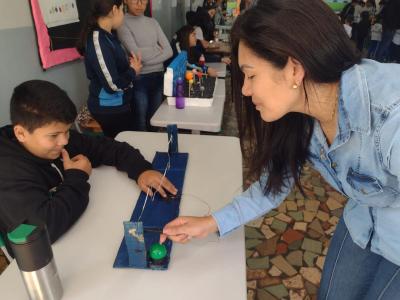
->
<box><xmin>77</xmin><ymin>0</ymin><xmax>142</xmax><ymax>138</ymax></box>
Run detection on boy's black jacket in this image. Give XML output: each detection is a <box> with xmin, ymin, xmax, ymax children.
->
<box><xmin>0</xmin><ymin>126</ymin><xmax>152</xmax><ymax>243</ymax></box>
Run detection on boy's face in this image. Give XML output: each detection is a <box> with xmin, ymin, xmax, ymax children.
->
<box><xmin>14</xmin><ymin>122</ymin><xmax>72</xmax><ymax>160</ymax></box>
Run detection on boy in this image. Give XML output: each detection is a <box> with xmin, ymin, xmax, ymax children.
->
<box><xmin>0</xmin><ymin>80</ymin><xmax>177</xmax><ymax>245</ymax></box>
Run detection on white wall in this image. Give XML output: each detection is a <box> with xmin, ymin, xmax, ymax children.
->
<box><xmin>0</xmin><ymin>0</ymin><xmax>194</xmax><ymax>126</ymax></box>
<box><xmin>152</xmin><ymin>0</ymin><xmax>190</xmax><ymax>40</ymax></box>
<box><xmin>0</xmin><ymin>1</ymin><xmax>88</xmax><ymax>126</ymax></box>
<box><xmin>0</xmin><ymin>1</ymin><xmax>33</xmax><ymax>30</ymax></box>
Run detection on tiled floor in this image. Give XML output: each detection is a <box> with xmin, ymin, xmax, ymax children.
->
<box><xmin>0</xmin><ymin>78</ymin><xmax>345</xmax><ymax>300</ymax></box>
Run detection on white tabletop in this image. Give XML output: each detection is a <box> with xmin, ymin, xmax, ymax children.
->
<box><xmin>207</xmin><ymin>62</ymin><xmax>227</xmax><ymax>77</ymax></box>
<box><xmin>0</xmin><ymin>132</ymin><xmax>246</xmax><ymax>300</ymax></box>
<box><xmin>151</xmin><ymin>79</ymin><xmax>226</xmax><ymax>133</ymax></box>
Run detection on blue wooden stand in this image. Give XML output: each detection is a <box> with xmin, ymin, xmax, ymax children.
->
<box><xmin>113</xmin><ymin>125</ymin><xmax>188</xmax><ymax>270</ymax></box>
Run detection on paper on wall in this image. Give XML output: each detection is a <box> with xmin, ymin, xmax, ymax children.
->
<box><xmin>38</xmin><ymin>0</ymin><xmax>79</xmax><ymax>28</ymax></box>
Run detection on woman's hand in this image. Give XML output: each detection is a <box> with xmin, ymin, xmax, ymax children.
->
<box><xmin>160</xmin><ymin>215</ymin><xmax>218</xmax><ymax>244</ymax></box>
<box><xmin>137</xmin><ymin>170</ymin><xmax>177</xmax><ymax>198</ymax></box>
<box><xmin>130</xmin><ymin>52</ymin><xmax>142</xmax><ymax>74</ymax></box>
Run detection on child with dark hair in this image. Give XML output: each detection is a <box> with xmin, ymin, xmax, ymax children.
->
<box><xmin>185</xmin><ymin>11</ymin><xmax>231</xmax><ymax>64</ymax></box>
<box><xmin>0</xmin><ymin>80</ymin><xmax>176</xmax><ymax>249</ymax></box>
<box><xmin>355</xmin><ymin>10</ymin><xmax>371</xmax><ymax>51</ymax></box>
<box><xmin>186</xmin><ymin>10</ymin><xmax>210</xmax><ymax>50</ymax></box>
<box><xmin>170</xmin><ymin>25</ymin><xmax>218</xmax><ymax>77</ymax></box>
<box><xmin>162</xmin><ymin>0</ymin><xmax>400</xmax><ymax>298</ymax></box>
<box><xmin>77</xmin><ymin>0</ymin><xmax>142</xmax><ymax>138</ymax></box>
<box><xmin>196</xmin><ymin>5</ymin><xmax>217</xmax><ymax>41</ymax></box>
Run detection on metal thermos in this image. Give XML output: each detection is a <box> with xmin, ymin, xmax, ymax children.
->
<box><xmin>8</xmin><ymin>224</ymin><xmax>63</xmax><ymax>300</ymax></box>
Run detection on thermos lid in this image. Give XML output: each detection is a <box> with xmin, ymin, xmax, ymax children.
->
<box><xmin>7</xmin><ymin>224</ymin><xmax>37</xmax><ymax>244</ymax></box>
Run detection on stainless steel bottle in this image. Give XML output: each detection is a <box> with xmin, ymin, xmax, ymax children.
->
<box><xmin>8</xmin><ymin>224</ymin><xmax>63</xmax><ymax>300</ymax></box>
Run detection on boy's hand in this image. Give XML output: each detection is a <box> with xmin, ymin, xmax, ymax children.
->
<box><xmin>137</xmin><ymin>170</ymin><xmax>177</xmax><ymax>198</ymax></box>
<box><xmin>61</xmin><ymin>149</ymin><xmax>92</xmax><ymax>176</ymax></box>
<box><xmin>160</xmin><ymin>216</ymin><xmax>218</xmax><ymax>244</ymax></box>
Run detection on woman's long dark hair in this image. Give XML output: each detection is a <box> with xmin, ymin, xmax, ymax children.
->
<box><xmin>231</xmin><ymin>0</ymin><xmax>361</xmax><ymax>195</ymax></box>
<box><xmin>76</xmin><ymin>0</ymin><xmax>123</xmax><ymax>55</ymax></box>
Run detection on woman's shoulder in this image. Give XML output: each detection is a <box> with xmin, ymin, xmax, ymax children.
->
<box><xmin>359</xmin><ymin>59</ymin><xmax>400</xmax><ymax>108</ymax></box>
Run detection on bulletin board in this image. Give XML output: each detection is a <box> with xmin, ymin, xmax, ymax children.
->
<box><xmin>29</xmin><ymin>0</ymin><xmax>153</xmax><ymax>70</ymax></box>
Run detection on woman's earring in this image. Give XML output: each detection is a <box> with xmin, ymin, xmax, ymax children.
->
<box><xmin>292</xmin><ymin>84</ymin><xmax>298</xmax><ymax>89</ymax></box>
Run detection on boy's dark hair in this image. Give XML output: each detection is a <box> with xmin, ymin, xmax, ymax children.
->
<box><xmin>230</xmin><ymin>0</ymin><xmax>360</xmax><ymax>195</ymax></box>
<box><xmin>10</xmin><ymin>80</ymin><xmax>77</xmax><ymax>132</ymax></box>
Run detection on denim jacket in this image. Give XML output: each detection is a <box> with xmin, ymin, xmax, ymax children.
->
<box><xmin>213</xmin><ymin>59</ymin><xmax>400</xmax><ymax>266</ymax></box>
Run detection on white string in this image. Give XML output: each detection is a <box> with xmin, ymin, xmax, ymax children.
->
<box><xmin>138</xmin><ymin>187</ymin><xmax>151</xmax><ymax>221</ymax></box>
<box><xmin>151</xmin><ymin>134</ymin><xmax>173</xmax><ymax>202</ymax></box>
<box><xmin>138</xmin><ymin>134</ymin><xmax>174</xmax><ymax>220</ymax></box>
<box><xmin>179</xmin><ymin>193</ymin><xmax>212</xmax><ymax>216</ymax></box>
<box><xmin>136</xmin><ymin>133</ymin><xmax>230</xmax><ymax>244</ymax></box>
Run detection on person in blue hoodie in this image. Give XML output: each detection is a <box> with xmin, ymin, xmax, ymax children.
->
<box><xmin>77</xmin><ymin>0</ymin><xmax>142</xmax><ymax>138</ymax></box>
<box><xmin>162</xmin><ymin>1</ymin><xmax>400</xmax><ymax>299</ymax></box>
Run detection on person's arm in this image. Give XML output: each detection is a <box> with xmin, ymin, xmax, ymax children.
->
<box><xmin>66</xmin><ymin>130</ymin><xmax>152</xmax><ymax>181</ymax></box>
<box><xmin>212</xmin><ymin>173</ymin><xmax>294</xmax><ymax>236</ymax></box>
<box><xmin>143</xmin><ymin>20</ymin><xmax>173</xmax><ymax>66</ymax></box>
<box><xmin>66</xmin><ymin>130</ymin><xmax>177</xmax><ymax>198</ymax></box>
<box><xmin>0</xmin><ymin>160</ymin><xmax>90</xmax><ymax>243</ymax></box>
<box><xmin>88</xmin><ymin>31</ymin><xmax>136</xmax><ymax>93</ymax></box>
<box><xmin>161</xmin><ymin>173</ymin><xmax>293</xmax><ymax>242</ymax></box>
<box><xmin>117</xmin><ymin>23</ymin><xmax>163</xmax><ymax>63</ymax></box>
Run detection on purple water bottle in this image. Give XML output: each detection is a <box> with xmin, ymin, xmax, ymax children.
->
<box><xmin>175</xmin><ymin>77</ymin><xmax>185</xmax><ymax>109</ymax></box>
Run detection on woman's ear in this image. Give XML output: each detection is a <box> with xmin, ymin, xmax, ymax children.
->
<box><xmin>285</xmin><ymin>56</ymin><xmax>305</xmax><ymax>87</ymax></box>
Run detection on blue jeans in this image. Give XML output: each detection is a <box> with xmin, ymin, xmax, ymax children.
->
<box><xmin>368</xmin><ymin>40</ymin><xmax>380</xmax><ymax>59</ymax></box>
<box><xmin>376</xmin><ymin>30</ymin><xmax>395</xmax><ymax>62</ymax></box>
<box><xmin>132</xmin><ymin>72</ymin><xmax>164</xmax><ymax>131</ymax></box>
<box><xmin>319</xmin><ymin>217</ymin><xmax>400</xmax><ymax>299</ymax></box>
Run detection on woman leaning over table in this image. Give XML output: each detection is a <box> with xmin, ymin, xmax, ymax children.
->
<box><xmin>161</xmin><ymin>0</ymin><xmax>400</xmax><ymax>299</ymax></box>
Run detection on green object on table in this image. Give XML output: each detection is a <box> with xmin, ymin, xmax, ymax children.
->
<box><xmin>0</xmin><ymin>234</ymin><xmax>4</xmax><ymax>247</ymax></box>
<box><xmin>7</xmin><ymin>224</ymin><xmax>37</xmax><ymax>244</ymax></box>
<box><xmin>149</xmin><ymin>243</ymin><xmax>167</xmax><ymax>260</ymax></box>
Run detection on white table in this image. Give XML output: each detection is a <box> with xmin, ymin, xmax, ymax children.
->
<box><xmin>207</xmin><ymin>62</ymin><xmax>227</xmax><ymax>77</ymax></box>
<box><xmin>151</xmin><ymin>79</ymin><xmax>226</xmax><ymax>134</ymax></box>
<box><xmin>0</xmin><ymin>132</ymin><xmax>246</xmax><ymax>300</ymax></box>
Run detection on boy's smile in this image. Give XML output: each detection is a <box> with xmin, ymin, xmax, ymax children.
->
<box><xmin>14</xmin><ymin>122</ymin><xmax>72</xmax><ymax>160</ymax></box>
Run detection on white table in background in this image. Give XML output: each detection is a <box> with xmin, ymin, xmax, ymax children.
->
<box><xmin>151</xmin><ymin>79</ymin><xmax>226</xmax><ymax>134</ymax></box>
<box><xmin>207</xmin><ymin>62</ymin><xmax>227</xmax><ymax>77</ymax></box>
<box><xmin>0</xmin><ymin>132</ymin><xmax>246</xmax><ymax>300</ymax></box>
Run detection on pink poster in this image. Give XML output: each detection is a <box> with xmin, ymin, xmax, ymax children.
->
<box><xmin>30</xmin><ymin>0</ymin><xmax>153</xmax><ymax>70</ymax></box>
<box><xmin>30</xmin><ymin>0</ymin><xmax>82</xmax><ymax>70</ymax></box>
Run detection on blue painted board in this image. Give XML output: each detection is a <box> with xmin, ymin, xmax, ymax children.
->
<box><xmin>113</xmin><ymin>151</ymin><xmax>188</xmax><ymax>270</ymax></box>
